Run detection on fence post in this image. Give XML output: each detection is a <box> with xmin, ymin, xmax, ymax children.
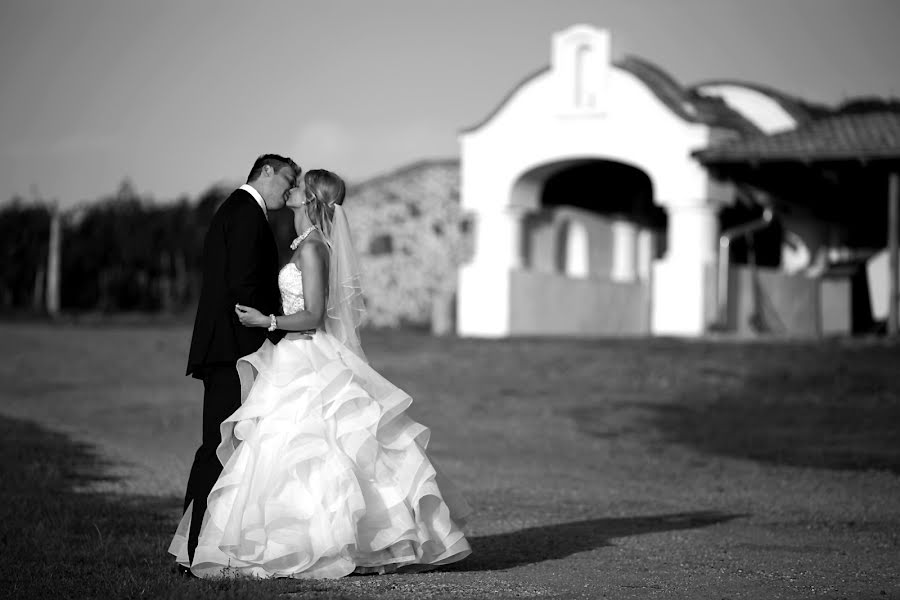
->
<box><xmin>888</xmin><ymin>172</ymin><xmax>899</xmax><ymax>337</ymax></box>
<box><xmin>46</xmin><ymin>203</ymin><xmax>61</xmax><ymax>317</ymax></box>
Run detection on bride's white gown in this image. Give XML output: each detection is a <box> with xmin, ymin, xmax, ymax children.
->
<box><xmin>169</xmin><ymin>263</ymin><xmax>471</xmax><ymax>578</ymax></box>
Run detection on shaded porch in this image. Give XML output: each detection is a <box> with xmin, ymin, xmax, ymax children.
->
<box><xmin>695</xmin><ymin>108</ymin><xmax>900</xmax><ymax>337</ymax></box>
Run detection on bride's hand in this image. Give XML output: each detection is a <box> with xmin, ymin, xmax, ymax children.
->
<box><xmin>235</xmin><ymin>304</ymin><xmax>267</xmax><ymax>328</ymax></box>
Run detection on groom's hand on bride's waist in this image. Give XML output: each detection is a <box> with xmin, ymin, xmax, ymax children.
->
<box><xmin>285</xmin><ymin>330</ymin><xmax>315</xmax><ymax>341</ymax></box>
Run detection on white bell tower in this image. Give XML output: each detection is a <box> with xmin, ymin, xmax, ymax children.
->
<box><xmin>552</xmin><ymin>25</ymin><xmax>611</xmax><ymax>116</ymax></box>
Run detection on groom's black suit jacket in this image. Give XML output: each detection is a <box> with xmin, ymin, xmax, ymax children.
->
<box><xmin>186</xmin><ymin>188</ymin><xmax>282</xmax><ymax>379</ymax></box>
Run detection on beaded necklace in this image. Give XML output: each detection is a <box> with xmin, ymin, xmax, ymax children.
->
<box><xmin>290</xmin><ymin>226</ymin><xmax>317</xmax><ymax>251</ymax></box>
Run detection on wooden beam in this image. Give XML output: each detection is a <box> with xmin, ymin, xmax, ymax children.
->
<box><xmin>889</xmin><ymin>171</ymin><xmax>899</xmax><ymax>337</ymax></box>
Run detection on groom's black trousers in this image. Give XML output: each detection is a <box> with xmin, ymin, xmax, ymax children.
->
<box><xmin>182</xmin><ymin>365</ymin><xmax>241</xmax><ymax>562</ymax></box>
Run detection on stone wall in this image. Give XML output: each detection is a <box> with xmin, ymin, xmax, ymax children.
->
<box><xmin>343</xmin><ymin>160</ymin><xmax>472</xmax><ymax>328</ymax></box>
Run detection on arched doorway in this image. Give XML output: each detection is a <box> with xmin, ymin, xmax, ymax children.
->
<box><xmin>505</xmin><ymin>158</ymin><xmax>666</xmax><ymax>335</ymax></box>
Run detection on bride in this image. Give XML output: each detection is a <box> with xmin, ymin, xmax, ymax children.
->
<box><xmin>169</xmin><ymin>169</ymin><xmax>471</xmax><ymax>578</ymax></box>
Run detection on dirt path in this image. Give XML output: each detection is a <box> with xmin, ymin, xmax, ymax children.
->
<box><xmin>1</xmin><ymin>323</ymin><xmax>898</xmax><ymax>598</ymax></box>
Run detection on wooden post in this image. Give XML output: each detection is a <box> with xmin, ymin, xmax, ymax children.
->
<box><xmin>889</xmin><ymin>172</ymin><xmax>899</xmax><ymax>337</ymax></box>
<box><xmin>32</xmin><ymin>265</ymin><xmax>44</xmax><ymax>312</ymax></box>
<box><xmin>46</xmin><ymin>203</ymin><xmax>61</xmax><ymax>317</ymax></box>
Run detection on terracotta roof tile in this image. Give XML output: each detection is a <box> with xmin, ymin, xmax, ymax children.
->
<box><xmin>695</xmin><ymin>111</ymin><xmax>900</xmax><ymax>163</ymax></box>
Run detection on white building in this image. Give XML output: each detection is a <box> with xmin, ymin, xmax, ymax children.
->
<box><xmin>456</xmin><ymin>24</ymin><xmax>845</xmax><ymax>338</ymax></box>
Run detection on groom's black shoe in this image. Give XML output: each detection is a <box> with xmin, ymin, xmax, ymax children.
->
<box><xmin>174</xmin><ymin>564</ymin><xmax>197</xmax><ymax>579</ymax></box>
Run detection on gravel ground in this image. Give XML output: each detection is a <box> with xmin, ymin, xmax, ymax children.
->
<box><xmin>1</xmin><ymin>322</ymin><xmax>898</xmax><ymax>599</ymax></box>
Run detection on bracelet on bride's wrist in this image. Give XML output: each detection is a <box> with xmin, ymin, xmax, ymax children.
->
<box><xmin>268</xmin><ymin>314</ymin><xmax>277</xmax><ymax>331</ymax></box>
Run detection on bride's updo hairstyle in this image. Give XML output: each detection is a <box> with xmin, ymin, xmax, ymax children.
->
<box><xmin>304</xmin><ymin>169</ymin><xmax>346</xmax><ymax>239</ymax></box>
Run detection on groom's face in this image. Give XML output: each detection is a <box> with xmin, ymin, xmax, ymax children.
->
<box><xmin>265</xmin><ymin>165</ymin><xmax>297</xmax><ymax>210</ymax></box>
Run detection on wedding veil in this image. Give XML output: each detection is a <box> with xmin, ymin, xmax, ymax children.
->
<box><xmin>323</xmin><ymin>204</ymin><xmax>368</xmax><ymax>362</ymax></box>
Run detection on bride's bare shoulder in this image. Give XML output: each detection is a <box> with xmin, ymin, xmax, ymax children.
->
<box><xmin>297</xmin><ymin>236</ymin><xmax>329</xmax><ymax>265</ymax></box>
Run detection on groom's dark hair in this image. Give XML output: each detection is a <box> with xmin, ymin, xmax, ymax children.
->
<box><xmin>246</xmin><ymin>154</ymin><xmax>300</xmax><ymax>183</ymax></box>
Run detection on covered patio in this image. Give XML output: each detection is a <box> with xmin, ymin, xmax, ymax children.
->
<box><xmin>694</xmin><ymin>108</ymin><xmax>900</xmax><ymax>337</ymax></box>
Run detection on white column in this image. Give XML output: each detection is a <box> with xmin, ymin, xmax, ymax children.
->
<box><xmin>668</xmin><ymin>204</ymin><xmax>717</xmax><ymax>265</ymax></box>
<box><xmin>563</xmin><ymin>220</ymin><xmax>590</xmax><ymax>278</ymax></box>
<box><xmin>457</xmin><ymin>205</ymin><xmax>527</xmax><ymax>337</ymax></box>
<box><xmin>470</xmin><ymin>205</ymin><xmax>527</xmax><ymax>269</ymax></box>
<box><xmin>611</xmin><ymin>219</ymin><xmax>638</xmax><ymax>282</ymax></box>
<box><xmin>652</xmin><ymin>202</ymin><xmax>718</xmax><ymax>336</ymax></box>
<box><xmin>636</xmin><ymin>228</ymin><xmax>654</xmax><ymax>281</ymax></box>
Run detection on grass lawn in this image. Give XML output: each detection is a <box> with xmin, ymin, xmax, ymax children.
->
<box><xmin>0</xmin><ymin>322</ymin><xmax>898</xmax><ymax>599</ymax></box>
<box><xmin>0</xmin><ymin>416</ymin><xmax>338</xmax><ymax>599</ymax></box>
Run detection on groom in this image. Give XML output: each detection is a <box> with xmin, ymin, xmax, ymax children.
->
<box><xmin>181</xmin><ymin>154</ymin><xmax>300</xmax><ymax>568</ymax></box>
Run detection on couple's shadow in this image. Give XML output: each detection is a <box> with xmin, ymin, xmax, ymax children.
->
<box><xmin>442</xmin><ymin>510</ymin><xmax>740</xmax><ymax>572</ymax></box>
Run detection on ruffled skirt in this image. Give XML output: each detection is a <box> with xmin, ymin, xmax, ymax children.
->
<box><xmin>168</xmin><ymin>331</ymin><xmax>471</xmax><ymax>578</ymax></box>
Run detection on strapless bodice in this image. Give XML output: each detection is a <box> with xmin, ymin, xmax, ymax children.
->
<box><xmin>279</xmin><ymin>263</ymin><xmax>304</xmax><ymax>315</ymax></box>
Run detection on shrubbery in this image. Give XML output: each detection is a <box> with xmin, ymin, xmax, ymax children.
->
<box><xmin>0</xmin><ymin>161</ymin><xmax>472</xmax><ymax>330</ymax></box>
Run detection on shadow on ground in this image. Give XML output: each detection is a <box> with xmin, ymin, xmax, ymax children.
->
<box><xmin>570</xmin><ymin>344</ymin><xmax>900</xmax><ymax>474</ymax></box>
<box><xmin>2</xmin><ymin>412</ymin><xmax>742</xmax><ymax>595</ymax></box>
<box><xmin>446</xmin><ymin>511</ymin><xmax>741</xmax><ymax>571</ymax></box>
<box><xmin>0</xmin><ymin>415</ymin><xmax>321</xmax><ymax>599</ymax></box>
<box><xmin>649</xmin><ymin>388</ymin><xmax>900</xmax><ymax>474</ymax></box>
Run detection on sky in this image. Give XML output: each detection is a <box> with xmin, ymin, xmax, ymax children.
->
<box><xmin>1</xmin><ymin>0</ymin><xmax>899</xmax><ymax>207</ymax></box>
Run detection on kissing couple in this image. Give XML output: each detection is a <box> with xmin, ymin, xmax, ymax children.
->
<box><xmin>169</xmin><ymin>154</ymin><xmax>471</xmax><ymax>578</ymax></box>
